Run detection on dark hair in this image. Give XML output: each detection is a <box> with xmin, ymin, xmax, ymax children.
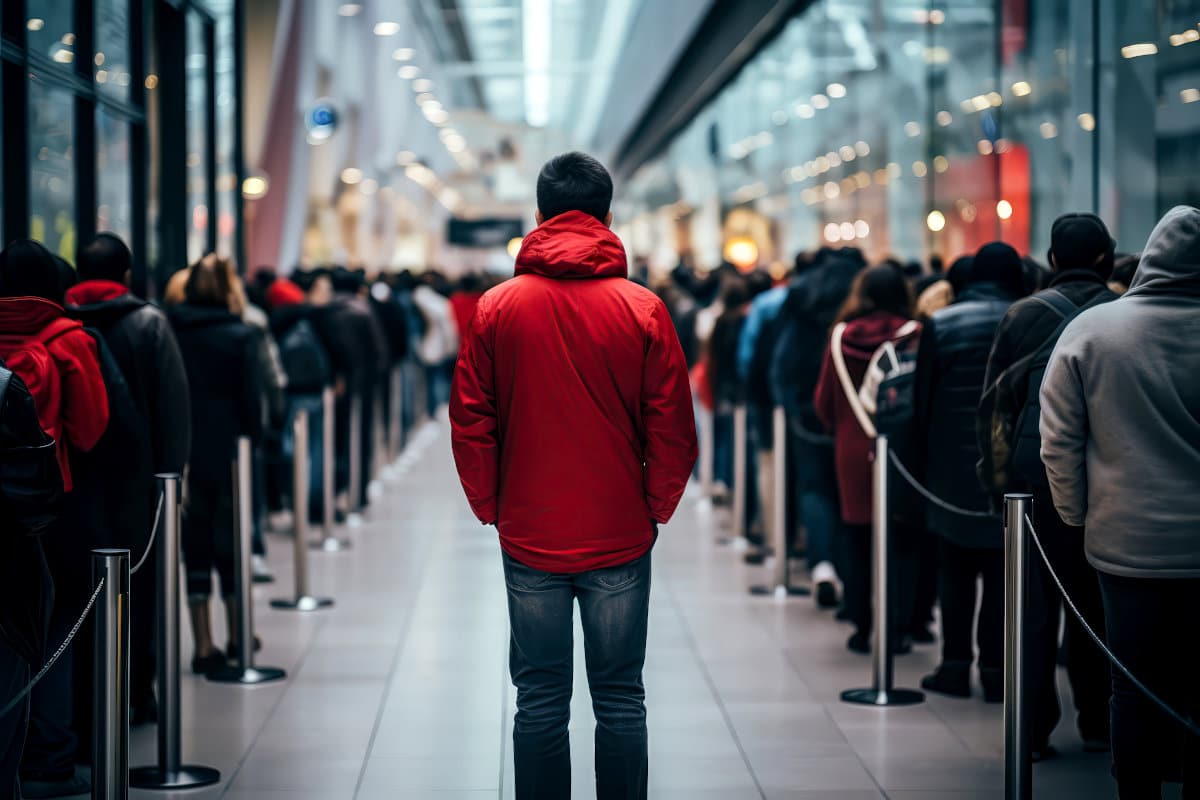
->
<box><xmin>1111</xmin><ymin>253</ymin><xmax>1139</xmax><ymax>288</ymax></box>
<box><xmin>536</xmin><ymin>151</ymin><xmax>613</xmax><ymax>222</ymax></box>
<box><xmin>970</xmin><ymin>241</ymin><xmax>1026</xmax><ymax>299</ymax></box>
<box><xmin>0</xmin><ymin>239</ymin><xmax>64</xmax><ymax>303</ymax></box>
<box><xmin>185</xmin><ymin>254</ymin><xmax>240</xmax><ymax>312</ymax></box>
<box><xmin>834</xmin><ymin>264</ymin><xmax>913</xmax><ymax>326</ymax></box>
<box><xmin>78</xmin><ymin>233</ymin><xmax>133</xmax><ymax>283</ymax></box>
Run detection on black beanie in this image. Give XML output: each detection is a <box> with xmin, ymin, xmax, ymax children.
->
<box><xmin>1049</xmin><ymin>212</ymin><xmax>1115</xmax><ymax>278</ymax></box>
<box><xmin>970</xmin><ymin>241</ymin><xmax>1025</xmax><ymax>298</ymax></box>
<box><xmin>0</xmin><ymin>239</ymin><xmax>64</xmax><ymax>303</ymax></box>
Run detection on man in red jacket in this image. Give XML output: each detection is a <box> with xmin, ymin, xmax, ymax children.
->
<box><xmin>451</xmin><ymin>152</ymin><xmax>697</xmax><ymax>800</ymax></box>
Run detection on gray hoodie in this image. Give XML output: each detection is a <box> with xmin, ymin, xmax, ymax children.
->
<box><xmin>1040</xmin><ymin>206</ymin><xmax>1200</xmax><ymax>578</ymax></box>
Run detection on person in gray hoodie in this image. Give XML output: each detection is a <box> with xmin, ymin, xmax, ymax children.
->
<box><xmin>1040</xmin><ymin>205</ymin><xmax>1200</xmax><ymax>799</ymax></box>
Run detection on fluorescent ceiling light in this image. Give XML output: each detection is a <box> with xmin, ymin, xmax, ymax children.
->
<box><xmin>392</xmin><ymin>47</ymin><xmax>415</xmax><ymax>61</ymax></box>
<box><xmin>1120</xmin><ymin>42</ymin><xmax>1157</xmax><ymax>58</ymax></box>
<box><xmin>523</xmin><ymin>0</ymin><xmax>551</xmax><ymax>127</ymax></box>
<box><xmin>398</xmin><ymin>65</ymin><xmax>420</xmax><ymax>79</ymax></box>
<box><xmin>338</xmin><ymin>4</ymin><xmax>362</xmax><ymax>16</ymax></box>
<box><xmin>374</xmin><ymin>21</ymin><xmax>401</xmax><ymax>36</ymax></box>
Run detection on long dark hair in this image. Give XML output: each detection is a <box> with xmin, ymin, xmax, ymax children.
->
<box><xmin>833</xmin><ymin>264</ymin><xmax>913</xmax><ymax>327</ymax></box>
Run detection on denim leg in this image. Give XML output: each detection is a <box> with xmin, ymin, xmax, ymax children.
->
<box><xmin>503</xmin><ymin>554</ymin><xmax>575</xmax><ymax>800</ymax></box>
<box><xmin>577</xmin><ymin>553</ymin><xmax>651</xmax><ymax>800</ymax></box>
<box><xmin>793</xmin><ymin>437</ymin><xmax>839</xmax><ymax>569</ymax></box>
<box><xmin>713</xmin><ymin>412</ymin><xmax>732</xmax><ymax>488</ymax></box>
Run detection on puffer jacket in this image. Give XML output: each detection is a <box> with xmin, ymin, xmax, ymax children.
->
<box><xmin>912</xmin><ymin>282</ymin><xmax>1015</xmax><ymax>547</ymax></box>
<box><xmin>1041</xmin><ymin>206</ymin><xmax>1200</xmax><ymax>577</ymax></box>
<box><xmin>450</xmin><ymin>210</ymin><xmax>697</xmax><ymax>573</ymax></box>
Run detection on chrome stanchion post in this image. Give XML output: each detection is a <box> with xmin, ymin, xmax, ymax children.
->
<box><xmin>131</xmin><ymin>476</ymin><xmax>220</xmax><ymax>789</ymax></box>
<box><xmin>272</xmin><ymin>411</ymin><xmax>333</xmax><ymax>612</ymax></box>
<box><xmin>210</xmin><ymin>438</ymin><xmax>286</xmax><ymax>684</ymax></box>
<box><xmin>347</xmin><ymin>390</ymin><xmax>363</xmax><ymax>521</ymax></box>
<box><xmin>389</xmin><ymin>363</ymin><xmax>403</xmax><ymax>464</ymax></box>
<box><xmin>92</xmin><ymin>549</ymin><xmax>129</xmax><ymax>800</ymax></box>
<box><xmin>841</xmin><ymin>436</ymin><xmax>924</xmax><ymax>706</ymax></box>
<box><xmin>751</xmin><ymin>407</ymin><xmax>810</xmax><ymax>597</ymax></box>
<box><xmin>1004</xmin><ymin>493</ymin><xmax>1033</xmax><ymax>800</ymax></box>
<box><xmin>698</xmin><ymin>405</ymin><xmax>715</xmax><ymax>497</ymax></box>
<box><xmin>313</xmin><ymin>385</ymin><xmax>350</xmax><ymax>552</ymax></box>
<box><xmin>731</xmin><ymin>403</ymin><xmax>748</xmax><ymax>545</ymax></box>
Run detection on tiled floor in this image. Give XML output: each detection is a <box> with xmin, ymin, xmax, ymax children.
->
<box><xmin>81</xmin><ymin>420</ymin><xmax>1148</xmax><ymax>798</ymax></box>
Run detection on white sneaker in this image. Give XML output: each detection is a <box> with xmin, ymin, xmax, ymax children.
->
<box><xmin>251</xmin><ymin>555</ymin><xmax>275</xmax><ymax>583</ymax></box>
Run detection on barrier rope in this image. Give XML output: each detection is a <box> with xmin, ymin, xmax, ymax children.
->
<box><xmin>888</xmin><ymin>450</ymin><xmax>1000</xmax><ymax>520</ymax></box>
<box><xmin>0</xmin><ymin>578</ymin><xmax>105</xmax><ymax>720</ymax></box>
<box><xmin>130</xmin><ymin>491</ymin><xmax>164</xmax><ymax>576</ymax></box>
<box><xmin>1025</xmin><ymin>514</ymin><xmax>1200</xmax><ymax>738</ymax></box>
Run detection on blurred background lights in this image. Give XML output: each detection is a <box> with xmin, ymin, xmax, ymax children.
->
<box><xmin>926</xmin><ymin>210</ymin><xmax>946</xmax><ymax>232</ymax></box>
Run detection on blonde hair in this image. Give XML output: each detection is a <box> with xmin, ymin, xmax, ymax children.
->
<box><xmin>184</xmin><ymin>253</ymin><xmax>245</xmax><ymax>315</ymax></box>
<box><xmin>915</xmin><ymin>279</ymin><xmax>954</xmax><ymax>320</ymax></box>
<box><xmin>164</xmin><ymin>266</ymin><xmax>191</xmax><ymax>305</ymax></box>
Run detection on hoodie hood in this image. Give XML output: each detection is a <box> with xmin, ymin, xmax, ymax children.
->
<box><xmin>1126</xmin><ymin>205</ymin><xmax>1200</xmax><ymax>298</ymax></box>
<box><xmin>65</xmin><ymin>279</ymin><xmax>129</xmax><ymax>306</ymax></box>
<box><xmin>840</xmin><ymin>311</ymin><xmax>911</xmax><ymax>360</ymax></box>
<box><xmin>0</xmin><ymin>296</ymin><xmax>72</xmax><ymax>336</ymax></box>
<box><xmin>514</xmin><ymin>211</ymin><xmax>627</xmax><ymax>280</ymax></box>
<box><xmin>65</xmin><ymin>280</ymin><xmax>146</xmax><ymax>328</ymax></box>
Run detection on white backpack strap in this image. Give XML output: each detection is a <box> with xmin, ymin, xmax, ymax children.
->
<box><xmin>831</xmin><ymin>323</ymin><xmax>877</xmax><ymax>439</ymax></box>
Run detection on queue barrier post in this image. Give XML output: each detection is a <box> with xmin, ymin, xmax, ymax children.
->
<box><xmin>91</xmin><ymin>549</ymin><xmax>130</xmax><ymax>800</ymax></box>
<box><xmin>388</xmin><ymin>363</ymin><xmax>403</xmax><ymax>465</ymax></box>
<box><xmin>1004</xmin><ymin>493</ymin><xmax>1033</xmax><ymax>800</ymax></box>
<box><xmin>272</xmin><ymin>410</ymin><xmax>334</xmax><ymax>612</ymax></box>
<box><xmin>751</xmin><ymin>406</ymin><xmax>809</xmax><ymax>597</ymax></box>
<box><xmin>130</xmin><ymin>477</ymin><xmax>221</xmax><ymax>789</ymax></box>
<box><xmin>347</xmin><ymin>390</ymin><xmax>363</xmax><ymax>521</ymax></box>
<box><xmin>731</xmin><ymin>403</ymin><xmax>748</xmax><ymax>545</ymax></box>
<box><xmin>209</xmin><ymin>437</ymin><xmax>286</xmax><ymax>685</ymax></box>
<box><xmin>841</xmin><ymin>435</ymin><xmax>924</xmax><ymax>707</ymax></box>
<box><xmin>698</xmin><ymin>405</ymin><xmax>715</xmax><ymax>497</ymax></box>
<box><xmin>313</xmin><ymin>386</ymin><xmax>351</xmax><ymax>552</ymax></box>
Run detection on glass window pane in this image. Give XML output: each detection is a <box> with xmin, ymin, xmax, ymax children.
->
<box><xmin>97</xmin><ymin>109</ymin><xmax>133</xmax><ymax>245</ymax></box>
<box><xmin>187</xmin><ymin>13</ymin><xmax>210</xmax><ymax>264</ymax></box>
<box><xmin>29</xmin><ymin>76</ymin><xmax>76</xmax><ymax>263</ymax></box>
<box><xmin>214</xmin><ymin>7</ymin><xmax>237</xmax><ymax>259</ymax></box>
<box><xmin>26</xmin><ymin>1</ymin><xmax>77</xmax><ymax>72</ymax></box>
<box><xmin>95</xmin><ymin>0</ymin><xmax>132</xmax><ymax>102</ymax></box>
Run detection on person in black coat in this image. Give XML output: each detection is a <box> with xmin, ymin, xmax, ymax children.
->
<box><xmin>911</xmin><ymin>242</ymin><xmax>1024</xmax><ymax>701</ymax></box>
<box><xmin>67</xmin><ymin>234</ymin><xmax>190</xmax><ymax>722</ymax></box>
<box><xmin>980</xmin><ymin>214</ymin><xmax>1118</xmax><ymax>756</ymax></box>
<box><xmin>169</xmin><ymin>255</ymin><xmax>264</xmax><ymax>676</ymax></box>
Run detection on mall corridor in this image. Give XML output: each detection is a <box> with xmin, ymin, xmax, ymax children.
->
<box><xmin>53</xmin><ymin>419</ymin><xmax>1119</xmax><ymax>800</ymax></box>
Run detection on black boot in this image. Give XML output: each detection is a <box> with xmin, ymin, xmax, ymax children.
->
<box><xmin>921</xmin><ymin>660</ymin><xmax>971</xmax><ymax>698</ymax></box>
<box><xmin>979</xmin><ymin>667</ymin><xmax>1003</xmax><ymax>703</ymax></box>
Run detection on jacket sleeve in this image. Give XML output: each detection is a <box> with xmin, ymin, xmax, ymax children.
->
<box><xmin>449</xmin><ymin>300</ymin><xmax>500</xmax><ymax>524</ymax></box>
<box><xmin>642</xmin><ymin>299</ymin><xmax>699</xmax><ymax>523</ymax></box>
<box><xmin>813</xmin><ymin>344</ymin><xmax>837</xmax><ymax>435</ymax></box>
<box><xmin>735</xmin><ymin>302</ymin><xmax>762</xmax><ymax>382</ymax></box>
<box><xmin>1039</xmin><ymin>331</ymin><xmax>1088</xmax><ymax>526</ymax></box>
<box><xmin>150</xmin><ymin>314</ymin><xmax>191</xmax><ymax>473</ymax></box>
<box><xmin>238</xmin><ymin>332</ymin><xmax>265</xmax><ymax>443</ymax></box>
<box><xmin>60</xmin><ymin>333</ymin><xmax>110</xmax><ymax>453</ymax></box>
<box><xmin>909</xmin><ymin>317</ymin><xmax>938</xmax><ymax>477</ymax></box>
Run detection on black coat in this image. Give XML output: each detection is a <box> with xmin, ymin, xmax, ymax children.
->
<box><xmin>912</xmin><ymin>282</ymin><xmax>1015</xmax><ymax>547</ymax></box>
<box><xmin>310</xmin><ymin>297</ymin><xmax>385</xmax><ymax>393</ymax></box>
<box><xmin>270</xmin><ymin>304</ymin><xmax>333</xmax><ymax>395</ymax></box>
<box><xmin>169</xmin><ymin>304</ymin><xmax>264</xmax><ymax>481</ymax></box>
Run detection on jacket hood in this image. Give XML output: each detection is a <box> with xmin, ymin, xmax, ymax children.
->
<box><xmin>168</xmin><ymin>302</ymin><xmax>241</xmax><ymax>330</ymax></box>
<box><xmin>514</xmin><ymin>211</ymin><xmax>627</xmax><ymax>280</ymax></box>
<box><xmin>269</xmin><ymin>302</ymin><xmax>313</xmax><ymax>336</ymax></box>
<box><xmin>65</xmin><ymin>279</ymin><xmax>129</xmax><ymax>306</ymax></box>
<box><xmin>1127</xmin><ymin>206</ymin><xmax>1200</xmax><ymax>298</ymax></box>
<box><xmin>0</xmin><ymin>296</ymin><xmax>70</xmax><ymax>336</ymax></box>
<box><xmin>840</xmin><ymin>311</ymin><xmax>911</xmax><ymax>360</ymax></box>
<box><xmin>65</xmin><ymin>281</ymin><xmax>145</xmax><ymax>327</ymax></box>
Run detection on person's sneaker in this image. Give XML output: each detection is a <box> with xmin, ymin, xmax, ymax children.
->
<box><xmin>21</xmin><ymin>767</ymin><xmax>91</xmax><ymax>798</ymax></box>
<box><xmin>909</xmin><ymin>625</ymin><xmax>937</xmax><ymax>645</ymax></box>
<box><xmin>191</xmin><ymin>649</ymin><xmax>227</xmax><ymax>676</ymax></box>
<box><xmin>846</xmin><ymin>631</ymin><xmax>871</xmax><ymax>654</ymax></box>
<box><xmin>251</xmin><ymin>555</ymin><xmax>275</xmax><ymax>584</ymax></box>
<box><xmin>1031</xmin><ymin>743</ymin><xmax>1058</xmax><ymax>763</ymax></box>
<box><xmin>815</xmin><ymin>580</ymin><xmax>839</xmax><ymax>609</ymax></box>
<box><xmin>921</xmin><ymin>662</ymin><xmax>971</xmax><ymax>698</ymax></box>
<box><xmin>979</xmin><ymin>667</ymin><xmax>1004</xmax><ymax>703</ymax></box>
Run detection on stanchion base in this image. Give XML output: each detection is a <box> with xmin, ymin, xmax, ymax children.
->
<box><xmin>129</xmin><ymin>764</ymin><xmax>221</xmax><ymax>789</ymax></box>
<box><xmin>207</xmin><ymin>665</ymin><xmax>287</xmax><ymax>685</ymax></box>
<box><xmin>270</xmin><ymin>595</ymin><xmax>334</xmax><ymax>612</ymax></box>
<box><xmin>310</xmin><ymin>537</ymin><xmax>352</xmax><ymax>552</ymax></box>
<box><xmin>748</xmin><ymin>584</ymin><xmax>812</xmax><ymax>597</ymax></box>
<box><xmin>840</xmin><ymin>687</ymin><xmax>925</xmax><ymax>706</ymax></box>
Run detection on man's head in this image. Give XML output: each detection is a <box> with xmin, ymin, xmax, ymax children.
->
<box><xmin>0</xmin><ymin>239</ymin><xmax>64</xmax><ymax>303</ymax></box>
<box><xmin>78</xmin><ymin>233</ymin><xmax>133</xmax><ymax>284</ymax></box>
<box><xmin>1048</xmin><ymin>213</ymin><xmax>1115</xmax><ymax>279</ymax></box>
<box><xmin>535</xmin><ymin>152</ymin><xmax>613</xmax><ymax>226</ymax></box>
<box><xmin>971</xmin><ymin>241</ymin><xmax>1026</xmax><ymax>299</ymax></box>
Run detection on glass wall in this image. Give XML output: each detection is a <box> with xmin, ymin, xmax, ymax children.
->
<box><xmin>619</xmin><ymin>0</ymin><xmax>1200</xmax><ymax>269</ymax></box>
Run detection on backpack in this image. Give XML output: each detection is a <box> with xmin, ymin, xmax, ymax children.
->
<box><xmin>0</xmin><ymin>358</ymin><xmax>63</xmax><ymax>538</ymax></box>
<box><xmin>278</xmin><ymin>317</ymin><xmax>332</xmax><ymax>393</ymax></box>
<box><xmin>978</xmin><ymin>290</ymin><xmax>1111</xmax><ymax>492</ymax></box>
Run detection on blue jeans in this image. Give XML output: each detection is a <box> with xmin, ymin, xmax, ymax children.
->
<box><xmin>791</xmin><ymin>433</ymin><xmax>840</xmax><ymax>569</ymax></box>
<box><xmin>503</xmin><ymin>551</ymin><xmax>651</xmax><ymax>800</ymax></box>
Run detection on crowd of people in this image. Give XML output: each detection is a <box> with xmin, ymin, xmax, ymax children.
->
<box><xmin>0</xmin><ymin>230</ymin><xmax>496</xmax><ymax>799</ymax></box>
<box><xmin>664</xmin><ymin>207</ymin><xmax>1199</xmax><ymax>798</ymax></box>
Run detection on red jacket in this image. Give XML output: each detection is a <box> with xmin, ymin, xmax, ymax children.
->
<box><xmin>0</xmin><ymin>296</ymin><xmax>110</xmax><ymax>491</ymax></box>
<box><xmin>814</xmin><ymin>311</ymin><xmax>914</xmax><ymax>526</ymax></box>
<box><xmin>450</xmin><ymin>211</ymin><xmax>698</xmax><ymax>573</ymax></box>
<box><xmin>448</xmin><ymin>290</ymin><xmax>483</xmax><ymax>340</ymax></box>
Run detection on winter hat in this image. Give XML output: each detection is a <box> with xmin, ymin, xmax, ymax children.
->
<box><xmin>78</xmin><ymin>233</ymin><xmax>133</xmax><ymax>283</ymax></box>
<box><xmin>1049</xmin><ymin>212</ymin><xmax>1115</xmax><ymax>277</ymax></box>
<box><xmin>0</xmin><ymin>239</ymin><xmax>64</xmax><ymax>303</ymax></box>
<box><xmin>946</xmin><ymin>256</ymin><xmax>974</xmax><ymax>294</ymax></box>
<box><xmin>970</xmin><ymin>241</ymin><xmax>1025</xmax><ymax>298</ymax></box>
<box><xmin>266</xmin><ymin>278</ymin><xmax>305</xmax><ymax>308</ymax></box>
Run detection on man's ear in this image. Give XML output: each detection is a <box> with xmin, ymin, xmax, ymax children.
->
<box><xmin>535</xmin><ymin>210</ymin><xmax>545</xmax><ymax>226</ymax></box>
<box><xmin>604</xmin><ymin>211</ymin><xmax>613</xmax><ymax>228</ymax></box>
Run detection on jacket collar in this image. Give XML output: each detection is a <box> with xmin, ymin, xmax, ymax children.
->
<box><xmin>514</xmin><ymin>211</ymin><xmax>627</xmax><ymax>280</ymax></box>
<box><xmin>1047</xmin><ymin>269</ymin><xmax>1107</xmax><ymax>290</ymax></box>
<box><xmin>0</xmin><ymin>296</ymin><xmax>68</xmax><ymax>335</ymax></box>
<box><xmin>958</xmin><ymin>281</ymin><xmax>1016</xmax><ymax>303</ymax></box>
<box><xmin>65</xmin><ymin>279</ymin><xmax>130</xmax><ymax>306</ymax></box>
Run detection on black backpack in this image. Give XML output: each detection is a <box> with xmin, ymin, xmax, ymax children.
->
<box><xmin>861</xmin><ymin>326</ymin><xmax>922</xmax><ymax>525</ymax></box>
<box><xmin>278</xmin><ymin>317</ymin><xmax>333</xmax><ymax>394</ymax></box>
<box><xmin>0</xmin><ymin>358</ymin><xmax>63</xmax><ymax>537</ymax></box>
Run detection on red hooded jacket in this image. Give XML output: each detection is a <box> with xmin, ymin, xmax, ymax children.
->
<box><xmin>0</xmin><ymin>296</ymin><xmax>110</xmax><ymax>491</ymax></box>
<box><xmin>450</xmin><ymin>211</ymin><xmax>698</xmax><ymax>573</ymax></box>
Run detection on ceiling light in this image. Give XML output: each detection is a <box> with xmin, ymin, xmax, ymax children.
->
<box><xmin>392</xmin><ymin>47</ymin><xmax>415</xmax><ymax>61</ymax></box>
<box><xmin>1011</xmin><ymin>81</ymin><xmax>1032</xmax><ymax>96</ymax></box>
<box><xmin>997</xmin><ymin>200</ymin><xmax>1013</xmax><ymax>220</ymax></box>
<box><xmin>1181</xmin><ymin>88</ymin><xmax>1200</xmax><ymax>103</ymax></box>
<box><xmin>360</xmin><ymin>178</ymin><xmax>378</xmax><ymax>195</ymax></box>
<box><xmin>52</xmin><ymin>47</ymin><xmax>74</xmax><ymax>63</ymax></box>
<box><xmin>340</xmin><ymin>167</ymin><xmax>363</xmax><ymax>184</ymax></box>
<box><xmin>1121</xmin><ymin>43</ymin><xmax>1157</xmax><ymax>58</ymax></box>
<box><xmin>827</xmin><ymin>82</ymin><xmax>847</xmax><ymax>98</ymax></box>
<box><xmin>854</xmin><ymin>220</ymin><xmax>870</xmax><ymax>239</ymax></box>
<box><xmin>839</xmin><ymin>145</ymin><xmax>856</xmax><ymax>161</ymax></box>
<box><xmin>242</xmin><ymin>174</ymin><xmax>269</xmax><ymax>199</ymax></box>
<box><xmin>1169</xmin><ymin>29</ymin><xmax>1199</xmax><ymax>45</ymax></box>
<box><xmin>926</xmin><ymin>210</ymin><xmax>946</xmax><ymax>232</ymax></box>
<box><xmin>373</xmin><ymin>21</ymin><xmax>400</xmax><ymax>36</ymax></box>
<box><xmin>824</xmin><ymin>223</ymin><xmax>841</xmax><ymax>243</ymax></box>
<box><xmin>795</xmin><ymin>103</ymin><xmax>815</xmax><ymax>119</ymax></box>
<box><xmin>933</xmin><ymin>155</ymin><xmax>949</xmax><ymax>173</ymax></box>
<box><xmin>27</xmin><ymin>17</ymin><xmax>45</xmax><ymax>31</ymax></box>
<box><xmin>523</xmin><ymin>0</ymin><xmax>551</xmax><ymax>127</ymax></box>
<box><xmin>1039</xmin><ymin>121</ymin><xmax>1058</xmax><ymax>138</ymax></box>
<box><xmin>423</xmin><ymin>106</ymin><xmax>449</xmax><ymax>125</ymax></box>
<box><xmin>855</xmin><ymin>141</ymin><xmax>870</xmax><ymax>156</ymax></box>
<box><xmin>912</xmin><ymin>161</ymin><xmax>928</xmax><ymax>177</ymax></box>
<box><xmin>1078</xmin><ymin>112</ymin><xmax>1096</xmax><ymax>131</ymax></box>
<box><xmin>929</xmin><ymin>9</ymin><xmax>945</xmax><ymax>24</ymax></box>
<box><xmin>936</xmin><ymin>110</ymin><xmax>953</xmax><ymax>126</ymax></box>
<box><xmin>978</xmin><ymin>139</ymin><xmax>994</xmax><ymax>155</ymax></box>
<box><xmin>811</xmin><ymin>93</ymin><xmax>830</xmax><ymax>109</ymax></box>
<box><xmin>338</xmin><ymin>4</ymin><xmax>362</xmax><ymax>16</ymax></box>
<box><xmin>397</xmin><ymin>65</ymin><xmax>420</xmax><ymax>79</ymax></box>
<box><xmin>395</xmin><ymin>150</ymin><xmax>416</xmax><ymax>166</ymax></box>
<box><xmin>94</xmin><ymin>52</ymin><xmax>105</xmax><ymax>66</ymax></box>
<box><xmin>839</xmin><ymin>222</ymin><xmax>855</xmax><ymax>240</ymax></box>
<box><xmin>771</xmin><ymin>110</ymin><xmax>789</xmax><ymax>126</ymax></box>
<box><xmin>986</xmin><ymin>91</ymin><xmax>1003</xmax><ymax>106</ymax></box>
<box><xmin>415</xmin><ymin>92</ymin><xmax>437</xmax><ymax>106</ymax></box>
<box><xmin>904</xmin><ymin>121</ymin><xmax>921</xmax><ymax>137</ymax></box>
<box><xmin>412</xmin><ymin>78</ymin><xmax>433</xmax><ymax>92</ymax></box>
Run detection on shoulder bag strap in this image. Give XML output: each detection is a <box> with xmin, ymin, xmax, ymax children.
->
<box><xmin>831</xmin><ymin>323</ymin><xmax>877</xmax><ymax>439</ymax></box>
